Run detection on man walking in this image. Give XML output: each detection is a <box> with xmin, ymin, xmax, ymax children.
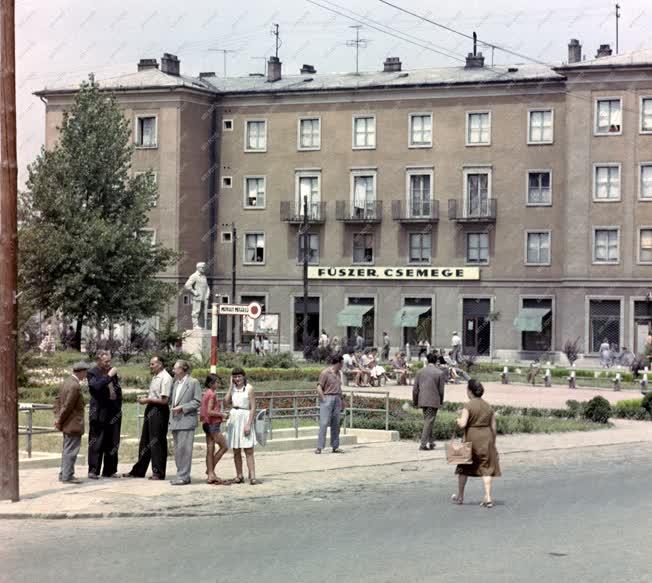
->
<box><xmin>355</xmin><ymin>330</ymin><xmax>365</xmax><ymax>352</ymax></box>
<box><xmin>87</xmin><ymin>351</ymin><xmax>123</xmax><ymax>479</ymax></box>
<box><xmin>124</xmin><ymin>356</ymin><xmax>173</xmax><ymax>480</ymax></box>
<box><xmin>53</xmin><ymin>361</ymin><xmax>89</xmax><ymax>483</ymax></box>
<box><xmin>315</xmin><ymin>355</ymin><xmax>345</xmax><ymax>454</ymax></box>
<box><xmin>451</xmin><ymin>331</ymin><xmax>462</xmax><ymax>364</ymax></box>
<box><xmin>382</xmin><ymin>331</ymin><xmax>391</xmax><ymax>361</ymax></box>
<box><xmin>169</xmin><ymin>360</ymin><xmax>202</xmax><ymax>485</ymax></box>
<box><xmin>413</xmin><ymin>353</ymin><xmax>445</xmax><ymax>451</ymax></box>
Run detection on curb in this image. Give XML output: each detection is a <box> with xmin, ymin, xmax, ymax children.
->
<box><xmin>2</xmin><ymin>439</ymin><xmax>650</xmax><ymax>520</ymax></box>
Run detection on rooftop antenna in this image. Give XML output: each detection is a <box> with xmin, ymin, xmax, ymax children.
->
<box><xmin>209</xmin><ymin>48</ymin><xmax>237</xmax><ymax>77</ymax></box>
<box><xmin>615</xmin><ymin>3</ymin><xmax>621</xmax><ymax>53</ymax></box>
<box><xmin>271</xmin><ymin>23</ymin><xmax>281</xmax><ymax>59</ymax></box>
<box><xmin>473</xmin><ymin>31</ymin><xmax>477</xmax><ymax>56</ymax></box>
<box><xmin>346</xmin><ymin>24</ymin><xmax>369</xmax><ymax>75</ymax></box>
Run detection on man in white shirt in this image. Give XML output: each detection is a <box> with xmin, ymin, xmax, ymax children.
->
<box><xmin>124</xmin><ymin>356</ymin><xmax>173</xmax><ymax>480</ymax></box>
<box><xmin>451</xmin><ymin>331</ymin><xmax>462</xmax><ymax>364</ymax></box>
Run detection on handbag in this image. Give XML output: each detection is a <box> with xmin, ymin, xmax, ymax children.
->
<box><xmin>446</xmin><ymin>431</ymin><xmax>473</xmax><ymax>465</ymax></box>
<box><xmin>254</xmin><ymin>409</ymin><xmax>271</xmax><ymax>446</ymax></box>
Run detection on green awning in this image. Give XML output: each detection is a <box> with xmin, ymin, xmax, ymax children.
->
<box><xmin>336</xmin><ymin>304</ymin><xmax>373</xmax><ymax>327</ymax></box>
<box><xmin>514</xmin><ymin>308</ymin><xmax>551</xmax><ymax>332</ymax></box>
<box><xmin>393</xmin><ymin>306</ymin><xmax>431</xmax><ymax>327</ymax></box>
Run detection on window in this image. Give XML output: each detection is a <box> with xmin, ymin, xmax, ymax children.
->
<box><xmin>244</xmin><ymin>177</ymin><xmax>265</xmax><ymax>209</ymax></box>
<box><xmin>244</xmin><ymin>233</ymin><xmax>265</xmax><ymax>264</ymax></box>
<box><xmin>639</xmin><ymin>229</ymin><xmax>652</xmax><ymax>263</ymax></box>
<box><xmin>467</xmin><ymin>233</ymin><xmax>489</xmax><ymax>264</ymax></box>
<box><xmin>593</xmin><ymin>165</ymin><xmax>621</xmax><ymax>201</ymax></box>
<box><xmin>351</xmin><ymin>173</ymin><xmax>376</xmax><ymax>217</ymax></box>
<box><xmin>528</xmin><ymin>110</ymin><xmax>553</xmax><ymax>144</ymax></box>
<box><xmin>409</xmin><ymin>233</ymin><xmax>431</xmax><ymax>264</ymax></box>
<box><xmin>298</xmin><ymin>233</ymin><xmax>319</xmax><ymax>264</ymax></box>
<box><xmin>183</xmin><ymin>295</ymin><xmax>189</xmax><ymax>305</ymax></box>
<box><xmin>408</xmin><ymin>173</ymin><xmax>432</xmax><ymax>217</ymax></box>
<box><xmin>221</xmin><ymin>231</ymin><xmax>232</xmax><ymax>243</ymax></box>
<box><xmin>595</xmin><ymin>98</ymin><xmax>622</xmax><ymax>134</ymax></box>
<box><xmin>526</xmin><ymin>231</ymin><xmax>551</xmax><ymax>265</ymax></box>
<box><xmin>589</xmin><ymin>299</ymin><xmax>621</xmax><ymax>352</ymax></box>
<box><xmin>640</xmin><ymin>164</ymin><xmax>652</xmax><ymax>199</ymax></box>
<box><xmin>353</xmin><ymin>115</ymin><xmax>376</xmax><ymax>149</ymax></box>
<box><xmin>642</xmin><ymin>98</ymin><xmax>652</xmax><ymax>133</ymax></box>
<box><xmin>298</xmin><ymin>118</ymin><xmax>320</xmax><ymax>150</ymax></box>
<box><xmin>223</xmin><ymin>119</ymin><xmax>233</xmax><ymax>131</ymax></box>
<box><xmin>527</xmin><ymin>171</ymin><xmax>551</xmax><ymax>205</ymax></box>
<box><xmin>409</xmin><ymin>113</ymin><xmax>432</xmax><ymax>147</ymax></box>
<box><xmin>134</xmin><ymin>171</ymin><xmax>158</xmax><ymax>206</ymax></box>
<box><xmin>139</xmin><ymin>228</ymin><xmax>156</xmax><ymax>245</ymax></box>
<box><xmin>466</xmin><ymin>112</ymin><xmax>490</xmax><ymax>145</ymax></box>
<box><xmin>135</xmin><ymin>115</ymin><xmax>157</xmax><ymax>148</ymax></box>
<box><xmin>593</xmin><ymin>228</ymin><xmax>619</xmax><ymax>264</ymax></box>
<box><xmin>521</xmin><ymin>298</ymin><xmax>553</xmax><ymax>351</ymax></box>
<box><xmin>465</xmin><ymin>170</ymin><xmax>490</xmax><ymax>216</ymax></box>
<box><xmin>297</xmin><ymin>174</ymin><xmax>321</xmax><ymax>218</ymax></box>
<box><xmin>353</xmin><ymin>233</ymin><xmax>374</xmax><ymax>263</ymax></box>
<box><xmin>222</xmin><ymin>176</ymin><xmax>232</xmax><ymax>188</ymax></box>
<box><xmin>245</xmin><ymin>120</ymin><xmax>267</xmax><ymax>151</ymax></box>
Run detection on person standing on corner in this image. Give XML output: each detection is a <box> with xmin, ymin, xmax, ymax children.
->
<box><xmin>169</xmin><ymin>360</ymin><xmax>202</xmax><ymax>485</ymax></box>
<box><xmin>413</xmin><ymin>353</ymin><xmax>445</xmax><ymax>451</ymax></box>
<box><xmin>451</xmin><ymin>331</ymin><xmax>462</xmax><ymax>364</ymax></box>
<box><xmin>87</xmin><ymin>351</ymin><xmax>123</xmax><ymax>479</ymax></box>
<box><xmin>54</xmin><ymin>361</ymin><xmax>90</xmax><ymax>483</ymax></box>
<box><xmin>124</xmin><ymin>356</ymin><xmax>173</xmax><ymax>480</ymax></box>
<box><xmin>315</xmin><ymin>355</ymin><xmax>345</xmax><ymax>455</ymax></box>
<box><xmin>382</xmin><ymin>331</ymin><xmax>391</xmax><ymax>361</ymax></box>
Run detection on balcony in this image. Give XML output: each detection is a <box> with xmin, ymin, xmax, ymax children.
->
<box><xmin>391</xmin><ymin>199</ymin><xmax>439</xmax><ymax>223</ymax></box>
<box><xmin>280</xmin><ymin>201</ymin><xmax>326</xmax><ymax>224</ymax></box>
<box><xmin>335</xmin><ymin>200</ymin><xmax>383</xmax><ymax>223</ymax></box>
<box><xmin>448</xmin><ymin>199</ymin><xmax>497</xmax><ymax>223</ymax></box>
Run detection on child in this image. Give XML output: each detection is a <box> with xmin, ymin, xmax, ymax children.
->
<box><xmin>200</xmin><ymin>374</ymin><xmax>228</xmax><ymax>484</ymax></box>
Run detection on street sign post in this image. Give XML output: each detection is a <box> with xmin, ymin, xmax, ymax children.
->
<box><xmin>211</xmin><ymin>302</ymin><xmax>262</xmax><ymax>373</ymax></box>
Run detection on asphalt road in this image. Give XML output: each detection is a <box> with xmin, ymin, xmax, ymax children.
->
<box><xmin>2</xmin><ymin>443</ymin><xmax>651</xmax><ymax>583</ymax></box>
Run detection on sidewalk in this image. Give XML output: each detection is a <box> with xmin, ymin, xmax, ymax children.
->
<box><xmin>3</xmin><ymin>419</ymin><xmax>652</xmax><ymax>519</ymax></box>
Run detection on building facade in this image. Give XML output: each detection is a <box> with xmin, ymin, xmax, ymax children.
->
<box><xmin>36</xmin><ymin>43</ymin><xmax>652</xmax><ymax>360</ymax></box>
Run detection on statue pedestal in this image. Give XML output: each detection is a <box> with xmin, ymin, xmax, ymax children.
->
<box><xmin>182</xmin><ymin>328</ymin><xmax>211</xmax><ymax>359</ymax></box>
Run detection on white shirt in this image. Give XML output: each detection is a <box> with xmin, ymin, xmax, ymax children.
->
<box><xmin>451</xmin><ymin>335</ymin><xmax>461</xmax><ymax>347</ymax></box>
<box><xmin>148</xmin><ymin>369</ymin><xmax>173</xmax><ymax>400</ymax></box>
<box><xmin>173</xmin><ymin>375</ymin><xmax>188</xmax><ymax>407</ymax></box>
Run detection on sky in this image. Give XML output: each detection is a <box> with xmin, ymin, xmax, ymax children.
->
<box><xmin>15</xmin><ymin>0</ymin><xmax>652</xmax><ymax>186</ymax></box>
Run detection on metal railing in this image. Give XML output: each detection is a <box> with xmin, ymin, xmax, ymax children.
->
<box><xmin>280</xmin><ymin>200</ymin><xmax>327</xmax><ymax>223</ymax></box>
<box><xmin>18</xmin><ymin>403</ymin><xmax>57</xmax><ymax>458</ymax></box>
<box><xmin>391</xmin><ymin>199</ymin><xmax>439</xmax><ymax>222</ymax></box>
<box><xmin>448</xmin><ymin>198</ymin><xmax>497</xmax><ymax>222</ymax></box>
<box><xmin>335</xmin><ymin>200</ymin><xmax>383</xmax><ymax>223</ymax></box>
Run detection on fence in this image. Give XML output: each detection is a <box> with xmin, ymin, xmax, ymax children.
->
<box><xmin>18</xmin><ymin>403</ymin><xmax>57</xmax><ymax>458</ymax></box>
<box><xmin>136</xmin><ymin>388</ymin><xmax>390</xmax><ymax>439</ymax></box>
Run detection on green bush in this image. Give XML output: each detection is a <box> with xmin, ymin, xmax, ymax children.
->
<box><xmin>642</xmin><ymin>392</ymin><xmax>652</xmax><ymax>415</ymax></box>
<box><xmin>565</xmin><ymin>400</ymin><xmax>582</xmax><ymax>418</ymax></box>
<box><xmin>582</xmin><ymin>396</ymin><xmax>612</xmax><ymax>424</ymax></box>
<box><xmin>613</xmin><ymin>399</ymin><xmax>644</xmax><ymax>419</ymax></box>
<box><xmin>190</xmin><ymin>366</ymin><xmax>322</xmax><ymax>385</ymax></box>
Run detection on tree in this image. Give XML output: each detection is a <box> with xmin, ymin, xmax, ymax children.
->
<box><xmin>20</xmin><ymin>75</ymin><xmax>179</xmax><ymax>348</ymax></box>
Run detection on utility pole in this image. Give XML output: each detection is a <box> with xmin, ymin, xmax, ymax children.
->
<box><xmin>230</xmin><ymin>223</ymin><xmax>236</xmax><ymax>353</ymax></box>
<box><xmin>346</xmin><ymin>25</ymin><xmax>369</xmax><ymax>75</ymax></box>
<box><xmin>209</xmin><ymin>48</ymin><xmax>237</xmax><ymax>77</ymax></box>
<box><xmin>0</xmin><ymin>0</ymin><xmax>19</xmax><ymax>502</ymax></box>
<box><xmin>271</xmin><ymin>23</ymin><xmax>281</xmax><ymax>59</ymax></box>
<box><xmin>615</xmin><ymin>3</ymin><xmax>621</xmax><ymax>54</ymax></box>
<box><xmin>301</xmin><ymin>196</ymin><xmax>310</xmax><ymax>359</ymax></box>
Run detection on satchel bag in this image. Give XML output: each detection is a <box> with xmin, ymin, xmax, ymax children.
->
<box><xmin>254</xmin><ymin>409</ymin><xmax>271</xmax><ymax>447</ymax></box>
<box><xmin>446</xmin><ymin>432</ymin><xmax>473</xmax><ymax>465</ymax></box>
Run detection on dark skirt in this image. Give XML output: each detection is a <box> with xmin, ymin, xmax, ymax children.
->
<box><xmin>455</xmin><ymin>426</ymin><xmax>501</xmax><ymax>477</ymax></box>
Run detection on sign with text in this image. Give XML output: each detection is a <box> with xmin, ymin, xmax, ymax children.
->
<box><xmin>308</xmin><ymin>266</ymin><xmax>480</xmax><ymax>281</ymax></box>
<box><xmin>242</xmin><ymin>313</ymin><xmax>280</xmax><ymax>335</ymax></box>
<box><xmin>218</xmin><ymin>302</ymin><xmax>262</xmax><ymax>318</ymax></box>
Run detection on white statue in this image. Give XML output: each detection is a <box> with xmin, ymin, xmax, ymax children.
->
<box><xmin>184</xmin><ymin>262</ymin><xmax>210</xmax><ymax>329</ymax></box>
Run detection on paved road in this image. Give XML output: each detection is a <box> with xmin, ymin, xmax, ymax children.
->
<box><xmin>2</xmin><ymin>443</ymin><xmax>650</xmax><ymax>583</ymax></box>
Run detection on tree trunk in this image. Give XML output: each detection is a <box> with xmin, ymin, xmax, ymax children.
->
<box><xmin>74</xmin><ymin>315</ymin><xmax>84</xmax><ymax>351</ymax></box>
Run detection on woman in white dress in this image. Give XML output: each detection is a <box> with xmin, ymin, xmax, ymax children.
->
<box><xmin>224</xmin><ymin>367</ymin><xmax>258</xmax><ymax>485</ymax></box>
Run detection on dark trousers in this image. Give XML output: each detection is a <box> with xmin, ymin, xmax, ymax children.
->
<box><xmin>130</xmin><ymin>404</ymin><xmax>169</xmax><ymax>478</ymax></box>
<box><xmin>420</xmin><ymin>407</ymin><xmax>438</xmax><ymax>447</ymax></box>
<box><xmin>88</xmin><ymin>409</ymin><xmax>122</xmax><ymax>476</ymax></box>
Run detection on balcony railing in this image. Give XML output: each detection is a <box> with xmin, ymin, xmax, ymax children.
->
<box><xmin>335</xmin><ymin>200</ymin><xmax>383</xmax><ymax>223</ymax></box>
<box><xmin>280</xmin><ymin>201</ymin><xmax>326</xmax><ymax>223</ymax></box>
<box><xmin>448</xmin><ymin>199</ymin><xmax>497</xmax><ymax>222</ymax></box>
<box><xmin>391</xmin><ymin>199</ymin><xmax>439</xmax><ymax>223</ymax></box>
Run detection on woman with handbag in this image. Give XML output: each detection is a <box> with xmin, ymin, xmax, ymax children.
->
<box><xmin>224</xmin><ymin>367</ymin><xmax>259</xmax><ymax>485</ymax></box>
<box><xmin>452</xmin><ymin>379</ymin><xmax>501</xmax><ymax>508</ymax></box>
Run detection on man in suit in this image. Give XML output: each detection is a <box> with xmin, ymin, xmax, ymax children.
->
<box><xmin>53</xmin><ymin>361</ymin><xmax>90</xmax><ymax>483</ymax></box>
<box><xmin>413</xmin><ymin>353</ymin><xmax>445</xmax><ymax>451</ymax></box>
<box><xmin>87</xmin><ymin>350</ymin><xmax>123</xmax><ymax>479</ymax></box>
<box><xmin>169</xmin><ymin>359</ymin><xmax>202</xmax><ymax>485</ymax></box>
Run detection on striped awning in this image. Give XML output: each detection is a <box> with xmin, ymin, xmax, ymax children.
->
<box><xmin>393</xmin><ymin>306</ymin><xmax>431</xmax><ymax>327</ymax></box>
<box><xmin>336</xmin><ymin>304</ymin><xmax>373</xmax><ymax>327</ymax></box>
<box><xmin>514</xmin><ymin>308</ymin><xmax>551</xmax><ymax>332</ymax></box>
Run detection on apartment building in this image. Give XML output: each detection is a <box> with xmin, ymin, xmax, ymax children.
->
<box><xmin>35</xmin><ymin>42</ymin><xmax>652</xmax><ymax>360</ymax></box>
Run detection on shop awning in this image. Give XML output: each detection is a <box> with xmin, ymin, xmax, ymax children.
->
<box><xmin>336</xmin><ymin>304</ymin><xmax>373</xmax><ymax>327</ymax></box>
<box><xmin>513</xmin><ymin>308</ymin><xmax>551</xmax><ymax>332</ymax></box>
<box><xmin>393</xmin><ymin>306</ymin><xmax>431</xmax><ymax>327</ymax></box>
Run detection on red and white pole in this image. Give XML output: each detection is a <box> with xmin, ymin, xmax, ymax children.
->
<box><xmin>210</xmin><ymin>302</ymin><xmax>218</xmax><ymax>374</ymax></box>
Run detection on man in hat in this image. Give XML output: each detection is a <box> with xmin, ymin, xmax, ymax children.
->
<box><xmin>451</xmin><ymin>330</ymin><xmax>462</xmax><ymax>365</ymax></box>
<box><xmin>53</xmin><ymin>361</ymin><xmax>90</xmax><ymax>483</ymax></box>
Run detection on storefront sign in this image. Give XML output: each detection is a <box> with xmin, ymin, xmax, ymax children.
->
<box><xmin>308</xmin><ymin>266</ymin><xmax>480</xmax><ymax>281</ymax></box>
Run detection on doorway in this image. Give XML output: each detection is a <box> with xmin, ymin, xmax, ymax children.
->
<box><xmin>463</xmin><ymin>298</ymin><xmax>491</xmax><ymax>356</ymax></box>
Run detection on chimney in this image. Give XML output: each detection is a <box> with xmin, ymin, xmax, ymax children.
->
<box><xmin>465</xmin><ymin>32</ymin><xmax>484</xmax><ymax>68</ymax></box>
<box><xmin>383</xmin><ymin>57</ymin><xmax>402</xmax><ymax>72</ymax></box>
<box><xmin>595</xmin><ymin>44</ymin><xmax>613</xmax><ymax>58</ymax></box>
<box><xmin>160</xmin><ymin>53</ymin><xmax>180</xmax><ymax>76</ymax></box>
<box><xmin>267</xmin><ymin>56</ymin><xmax>282</xmax><ymax>82</ymax></box>
<box><xmin>137</xmin><ymin>58</ymin><xmax>159</xmax><ymax>71</ymax></box>
<box><xmin>300</xmin><ymin>64</ymin><xmax>316</xmax><ymax>74</ymax></box>
<box><xmin>568</xmin><ymin>39</ymin><xmax>582</xmax><ymax>64</ymax></box>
